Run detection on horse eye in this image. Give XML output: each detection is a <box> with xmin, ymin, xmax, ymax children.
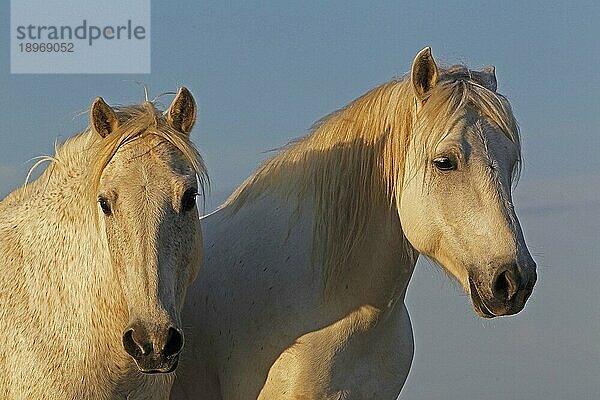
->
<box><xmin>433</xmin><ymin>157</ymin><xmax>456</xmax><ymax>171</ymax></box>
<box><xmin>181</xmin><ymin>189</ymin><xmax>197</xmax><ymax>212</ymax></box>
<box><xmin>98</xmin><ymin>197</ymin><xmax>112</xmax><ymax>215</ymax></box>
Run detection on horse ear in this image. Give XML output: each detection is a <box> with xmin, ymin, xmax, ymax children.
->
<box><xmin>91</xmin><ymin>97</ymin><xmax>119</xmax><ymax>138</ymax></box>
<box><xmin>411</xmin><ymin>47</ymin><xmax>438</xmax><ymax>102</ymax></box>
<box><xmin>166</xmin><ymin>87</ymin><xmax>196</xmax><ymax>135</ymax></box>
<box><xmin>478</xmin><ymin>65</ymin><xmax>497</xmax><ymax>92</ymax></box>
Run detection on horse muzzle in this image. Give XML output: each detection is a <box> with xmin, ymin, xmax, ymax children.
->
<box><xmin>122</xmin><ymin>323</ymin><xmax>184</xmax><ymax>374</ymax></box>
<box><xmin>468</xmin><ymin>261</ymin><xmax>537</xmax><ymax>318</ymax></box>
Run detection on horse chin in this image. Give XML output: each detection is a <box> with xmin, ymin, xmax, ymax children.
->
<box><xmin>468</xmin><ymin>277</ymin><xmax>496</xmax><ymax>319</ymax></box>
<box><xmin>134</xmin><ymin>356</ymin><xmax>179</xmax><ymax>375</ymax></box>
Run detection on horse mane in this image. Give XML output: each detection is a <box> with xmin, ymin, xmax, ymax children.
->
<box><xmin>4</xmin><ymin>100</ymin><xmax>208</xmax><ymax>219</ymax></box>
<box><xmin>225</xmin><ymin>65</ymin><xmax>521</xmax><ymax>286</ymax></box>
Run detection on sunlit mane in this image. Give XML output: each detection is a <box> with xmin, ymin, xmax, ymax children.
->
<box><xmin>225</xmin><ymin>66</ymin><xmax>521</xmax><ymax>286</ymax></box>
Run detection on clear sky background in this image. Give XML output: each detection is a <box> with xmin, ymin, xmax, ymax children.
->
<box><xmin>1</xmin><ymin>1</ymin><xmax>599</xmax><ymax>399</ymax></box>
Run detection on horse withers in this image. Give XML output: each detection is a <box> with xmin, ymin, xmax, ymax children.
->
<box><xmin>0</xmin><ymin>88</ymin><xmax>207</xmax><ymax>399</ymax></box>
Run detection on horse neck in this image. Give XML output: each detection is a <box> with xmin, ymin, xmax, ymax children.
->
<box><xmin>319</xmin><ymin>196</ymin><xmax>418</xmax><ymax>312</ymax></box>
<box><xmin>253</xmin><ymin>174</ymin><xmax>418</xmax><ymax>312</ymax></box>
<box><xmin>226</xmin><ymin>80</ymin><xmax>419</xmax><ymax>310</ymax></box>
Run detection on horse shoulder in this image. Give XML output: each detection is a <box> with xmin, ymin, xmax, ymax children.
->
<box><xmin>258</xmin><ymin>303</ymin><xmax>413</xmax><ymax>399</ymax></box>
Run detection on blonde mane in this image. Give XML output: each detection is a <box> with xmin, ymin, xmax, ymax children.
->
<box><xmin>225</xmin><ymin>66</ymin><xmax>521</xmax><ymax>286</ymax></box>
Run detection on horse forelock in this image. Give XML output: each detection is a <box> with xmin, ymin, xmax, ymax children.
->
<box><xmin>416</xmin><ymin>69</ymin><xmax>521</xmax><ymax>183</ymax></box>
<box><xmin>38</xmin><ymin>102</ymin><xmax>207</xmax><ymax>219</ymax></box>
<box><xmin>224</xmin><ymin>65</ymin><xmax>521</xmax><ymax>288</ymax></box>
<box><xmin>92</xmin><ymin>102</ymin><xmax>208</xmax><ymax>195</ymax></box>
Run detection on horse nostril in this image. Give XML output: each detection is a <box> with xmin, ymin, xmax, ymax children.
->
<box><xmin>492</xmin><ymin>269</ymin><xmax>519</xmax><ymax>302</ymax></box>
<box><xmin>163</xmin><ymin>327</ymin><xmax>184</xmax><ymax>357</ymax></box>
<box><xmin>122</xmin><ymin>328</ymin><xmax>149</xmax><ymax>358</ymax></box>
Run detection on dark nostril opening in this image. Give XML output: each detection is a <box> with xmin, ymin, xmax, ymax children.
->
<box><xmin>163</xmin><ymin>327</ymin><xmax>184</xmax><ymax>357</ymax></box>
<box><xmin>493</xmin><ymin>269</ymin><xmax>518</xmax><ymax>302</ymax></box>
<box><xmin>123</xmin><ymin>328</ymin><xmax>147</xmax><ymax>358</ymax></box>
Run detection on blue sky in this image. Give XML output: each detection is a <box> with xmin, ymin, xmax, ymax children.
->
<box><xmin>1</xmin><ymin>1</ymin><xmax>599</xmax><ymax>398</ymax></box>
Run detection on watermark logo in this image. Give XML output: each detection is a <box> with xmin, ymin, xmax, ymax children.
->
<box><xmin>11</xmin><ymin>0</ymin><xmax>150</xmax><ymax>74</ymax></box>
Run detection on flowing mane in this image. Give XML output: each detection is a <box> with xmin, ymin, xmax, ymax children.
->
<box><xmin>225</xmin><ymin>65</ymin><xmax>521</xmax><ymax>286</ymax></box>
<box><xmin>4</xmin><ymin>101</ymin><xmax>208</xmax><ymax>215</ymax></box>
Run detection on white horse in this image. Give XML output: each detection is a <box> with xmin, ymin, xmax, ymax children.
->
<box><xmin>171</xmin><ymin>48</ymin><xmax>537</xmax><ymax>399</ymax></box>
<box><xmin>0</xmin><ymin>88</ymin><xmax>207</xmax><ymax>399</ymax></box>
